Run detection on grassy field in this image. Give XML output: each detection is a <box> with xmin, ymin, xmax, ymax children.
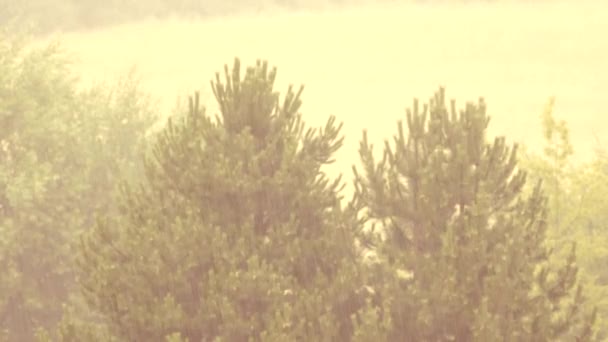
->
<box><xmin>37</xmin><ymin>1</ymin><xmax>608</xmax><ymax>190</ymax></box>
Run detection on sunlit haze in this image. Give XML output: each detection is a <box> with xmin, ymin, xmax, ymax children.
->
<box><xmin>39</xmin><ymin>1</ymin><xmax>607</xmax><ymax>184</ymax></box>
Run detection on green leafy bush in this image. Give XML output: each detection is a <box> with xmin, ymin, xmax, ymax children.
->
<box><xmin>520</xmin><ymin>97</ymin><xmax>608</xmax><ymax>340</ymax></box>
<box><xmin>0</xmin><ymin>27</ymin><xmax>157</xmax><ymax>341</ymax></box>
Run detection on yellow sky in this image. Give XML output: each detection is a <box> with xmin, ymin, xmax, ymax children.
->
<box><xmin>39</xmin><ymin>1</ymin><xmax>607</xmax><ymax>184</ymax></box>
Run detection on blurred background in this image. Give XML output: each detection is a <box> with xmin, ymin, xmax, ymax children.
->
<box><xmin>6</xmin><ymin>0</ymin><xmax>604</xmax><ymax>176</ymax></box>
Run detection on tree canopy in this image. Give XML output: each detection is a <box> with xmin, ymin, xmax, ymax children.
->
<box><xmin>352</xmin><ymin>88</ymin><xmax>597</xmax><ymax>341</ymax></box>
<box><xmin>72</xmin><ymin>59</ymin><xmax>366</xmax><ymax>341</ymax></box>
<box><xmin>0</xmin><ymin>35</ymin><xmax>602</xmax><ymax>340</ymax></box>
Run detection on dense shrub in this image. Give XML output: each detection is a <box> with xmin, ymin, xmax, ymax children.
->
<box><xmin>0</xmin><ymin>27</ymin><xmax>157</xmax><ymax>341</ymax></box>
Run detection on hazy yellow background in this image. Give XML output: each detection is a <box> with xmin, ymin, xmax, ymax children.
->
<box><xmin>38</xmin><ymin>1</ymin><xmax>607</xmax><ymax>182</ymax></box>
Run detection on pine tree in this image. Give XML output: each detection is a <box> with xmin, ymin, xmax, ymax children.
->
<box><xmin>352</xmin><ymin>88</ymin><xmax>596</xmax><ymax>341</ymax></box>
<box><xmin>76</xmin><ymin>58</ymin><xmax>365</xmax><ymax>341</ymax></box>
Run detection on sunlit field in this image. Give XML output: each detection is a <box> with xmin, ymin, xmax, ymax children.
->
<box><xmin>39</xmin><ymin>1</ymin><xmax>607</xmax><ymax>189</ymax></box>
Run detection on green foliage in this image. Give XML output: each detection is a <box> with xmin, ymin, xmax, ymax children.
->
<box><xmin>520</xmin><ymin>98</ymin><xmax>608</xmax><ymax>340</ymax></box>
<box><xmin>34</xmin><ymin>303</ymin><xmax>118</xmax><ymax>342</ymax></box>
<box><xmin>352</xmin><ymin>88</ymin><xmax>596</xmax><ymax>340</ymax></box>
<box><xmin>76</xmin><ymin>58</ymin><xmax>365</xmax><ymax>341</ymax></box>
<box><xmin>2</xmin><ymin>24</ymin><xmax>603</xmax><ymax>340</ymax></box>
<box><xmin>0</xmin><ymin>27</ymin><xmax>156</xmax><ymax>340</ymax></box>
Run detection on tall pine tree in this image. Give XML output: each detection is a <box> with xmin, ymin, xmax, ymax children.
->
<box><xmin>74</xmin><ymin>59</ymin><xmax>365</xmax><ymax>341</ymax></box>
<box><xmin>352</xmin><ymin>88</ymin><xmax>596</xmax><ymax>341</ymax></box>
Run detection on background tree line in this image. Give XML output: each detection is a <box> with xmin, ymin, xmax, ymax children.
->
<box><xmin>0</xmin><ymin>0</ymin><xmax>406</xmax><ymax>36</ymax></box>
<box><xmin>0</xmin><ymin>0</ymin><xmax>530</xmax><ymax>37</ymax></box>
<box><xmin>1</xmin><ymin>23</ymin><xmax>607</xmax><ymax>341</ymax></box>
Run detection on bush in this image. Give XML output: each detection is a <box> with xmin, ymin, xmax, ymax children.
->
<box><xmin>0</xmin><ymin>27</ymin><xmax>157</xmax><ymax>340</ymax></box>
